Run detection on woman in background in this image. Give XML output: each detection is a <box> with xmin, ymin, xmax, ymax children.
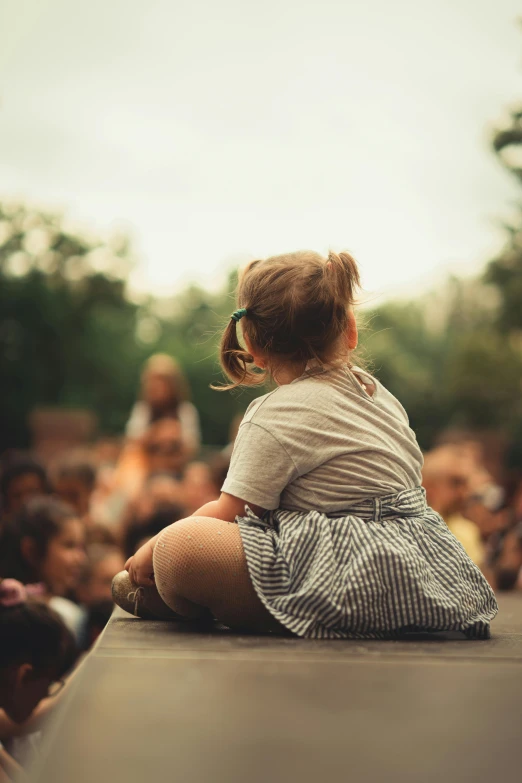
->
<box><xmin>126</xmin><ymin>354</ymin><xmax>201</xmax><ymax>456</ymax></box>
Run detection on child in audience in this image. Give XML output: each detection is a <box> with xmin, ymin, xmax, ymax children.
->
<box><xmin>0</xmin><ymin>456</ymin><xmax>49</xmax><ymax>518</ymax></box>
<box><xmin>2</xmin><ymin>497</ymin><xmax>87</xmax><ymax>641</ymax></box>
<box><xmin>76</xmin><ymin>544</ymin><xmax>125</xmax><ymax>608</ymax></box>
<box><xmin>114</xmin><ymin>250</ymin><xmax>498</xmax><ymax>638</ymax></box>
<box><xmin>0</xmin><ymin>578</ymin><xmax>76</xmax><ymax>781</ymax></box>
<box><xmin>422</xmin><ymin>446</ymin><xmax>485</xmax><ymax>567</ymax></box>
<box><xmin>52</xmin><ymin>453</ymin><xmax>116</xmax><ymax>545</ymax></box>
<box><xmin>52</xmin><ymin>454</ymin><xmax>97</xmax><ymax>520</ymax></box>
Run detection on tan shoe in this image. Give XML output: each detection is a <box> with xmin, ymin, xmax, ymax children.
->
<box><xmin>111</xmin><ymin>570</ymin><xmax>185</xmax><ymax>620</ymax></box>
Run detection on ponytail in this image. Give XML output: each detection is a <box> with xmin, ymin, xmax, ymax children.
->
<box><xmin>213</xmin><ymin>317</ymin><xmax>266</xmax><ymax>390</ymax></box>
<box><xmin>326</xmin><ymin>251</ymin><xmax>361</xmax><ymax>306</ymax></box>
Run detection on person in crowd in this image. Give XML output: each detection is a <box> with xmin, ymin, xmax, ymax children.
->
<box><xmin>117</xmin><ymin>474</ymin><xmax>186</xmax><ymax>547</ymax></box>
<box><xmin>488</xmin><ymin>521</ymin><xmax>522</xmax><ymax>590</ymax></box>
<box><xmin>422</xmin><ymin>445</ymin><xmax>485</xmax><ymax>567</ymax></box>
<box><xmin>109</xmin><ymin>418</ymin><xmax>189</xmax><ymax>513</ymax></box>
<box><xmin>115</xmin><ymin>250</ymin><xmax>497</xmax><ymax>639</ymax></box>
<box><xmin>126</xmin><ymin>354</ymin><xmax>201</xmax><ymax>455</ymax></box>
<box><xmin>464</xmin><ymin>488</ymin><xmax>507</xmax><ymax>542</ymax></box>
<box><xmin>51</xmin><ymin>453</ymin><xmax>115</xmax><ymax>545</ymax></box>
<box><xmin>1</xmin><ymin>497</ymin><xmax>87</xmax><ymax>642</ymax></box>
<box><xmin>0</xmin><ymin>578</ymin><xmax>77</xmax><ymax>781</ymax></box>
<box><xmin>132</xmin><ymin>474</ymin><xmax>186</xmax><ymax>520</ymax></box>
<box><xmin>485</xmin><ymin>478</ymin><xmax>522</xmax><ymax>590</ymax></box>
<box><xmin>76</xmin><ymin>544</ymin><xmax>125</xmax><ymax>608</ymax></box>
<box><xmin>51</xmin><ymin>454</ymin><xmax>96</xmax><ymax>520</ymax></box>
<box><xmin>143</xmin><ymin>418</ymin><xmax>188</xmax><ymax>480</ymax></box>
<box><xmin>0</xmin><ymin>456</ymin><xmax>49</xmax><ymax>519</ymax></box>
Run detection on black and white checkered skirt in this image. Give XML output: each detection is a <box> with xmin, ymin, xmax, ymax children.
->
<box><xmin>237</xmin><ymin>487</ymin><xmax>498</xmax><ymax>639</ymax></box>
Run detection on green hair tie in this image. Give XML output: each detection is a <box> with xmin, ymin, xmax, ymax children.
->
<box><xmin>231</xmin><ymin>307</ymin><xmax>248</xmax><ymax>323</ymax></box>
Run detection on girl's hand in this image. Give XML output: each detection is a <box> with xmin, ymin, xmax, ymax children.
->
<box><xmin>125</xmin><ymin>538</ymin><xmax>156</xmax><ymax>586</ymax></box>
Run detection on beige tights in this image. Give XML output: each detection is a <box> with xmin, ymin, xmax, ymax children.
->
<box><xmin>152</xmin><ymin>517</ymin><xmax>284</xmax><ymax>633</ymax></box>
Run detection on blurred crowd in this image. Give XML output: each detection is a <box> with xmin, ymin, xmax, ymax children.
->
<box><xmin>0</xmin><ymin>354</ymin><xmax>237</xmax><ymax>779</ymax></box>
<box><xmin>0</xmin><ymin>355</ymin><xmax>237</xmax><ymax>646</ymax></box>
<box><xmin>422</xmin><ymin>442</ymin><xmax>522</xmax><ymax>591</ymax></box>
<box><xmin>0</xmin><ymin>353</ymin><xmax>521</xmax><ymax>779</ymax></box>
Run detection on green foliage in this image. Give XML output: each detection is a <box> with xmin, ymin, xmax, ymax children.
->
<box><xmin>484</xmin><ymin>106</ymin><xmax>522</xmax><ymax>334</ymax></box>
<box><xmin>0</xmin><ymin>203</ymin><xmax>144</xmax><ymax>448</ymax></box>
<box><xmin>364</xmin><ymin>273</ymin><xmax>522</xmax><ymax>452</ymax></box>
<box><xmin>0</xmin><ymin>206</ymin><xmax>252</xmax><ymax>449</ymax></box>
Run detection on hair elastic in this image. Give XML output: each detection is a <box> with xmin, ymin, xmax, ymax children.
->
<box><xmin>231</xmin><ymin>308</ymin><xmax>248</xmax><ymax>323</ymax></box>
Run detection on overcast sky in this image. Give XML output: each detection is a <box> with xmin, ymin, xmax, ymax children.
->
<box><xmin>1</xmin><ymin>0</ymin><xmax>521</xmax><ymax>301</ymax></box>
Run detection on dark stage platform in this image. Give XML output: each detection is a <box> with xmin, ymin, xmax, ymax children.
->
<box><xmin>31</xmin><ymin>595</ymin><xmax>522</xmax><ymax>783</ymax></box>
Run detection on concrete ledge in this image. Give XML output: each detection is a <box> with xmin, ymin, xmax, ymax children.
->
<box><xmin>31</xmin><ymin>596</ymin><xmax>522</xmax><ymax>783</ymax></box>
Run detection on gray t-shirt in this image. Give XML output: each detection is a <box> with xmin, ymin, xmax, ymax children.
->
<box><xmin>222</xmin><ymin>363</ymin><xmax>423</xmax><ymax>513</ymax></box>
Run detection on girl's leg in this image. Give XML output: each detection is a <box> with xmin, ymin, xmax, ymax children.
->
<box><xmin>152</xmin><ymin>517</ymin><xmax>284</xmax><ymax>633</ymax></box>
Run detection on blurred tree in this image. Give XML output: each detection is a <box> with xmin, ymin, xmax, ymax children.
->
<box><xmin>0</xmin><ymin>202</ymin><xmax>145</xmax><ymax>449</ymax></box>
<box><xmin>0</xmin><ymin>205</ymin><xmax>255</xmax><ymax>450</ymax></box>
<box><xmin>365</xmin><ymin>271</ymin><xmax>522</xmax><ymax>451</ymax></box>
<box><xmin>487</xmin><ymin>107</ymin><xmax>522</xmax><ymax>333</ymax></box>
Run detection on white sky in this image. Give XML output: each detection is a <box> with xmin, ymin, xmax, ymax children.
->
<box><xmin>1</xmin><ymin>0</ymin><xmax>521</xmax><ymax>302</ymax></box>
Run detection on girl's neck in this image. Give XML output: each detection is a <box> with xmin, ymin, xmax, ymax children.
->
<box><xmin>272</xmin><ymin>349</ymin><xmax>352</xmax><ymax>386</ymax></box>
<box><xmin>272</xmin><ymin>364</ymin><xmax>306</xmax><ymax>386</ymax></box>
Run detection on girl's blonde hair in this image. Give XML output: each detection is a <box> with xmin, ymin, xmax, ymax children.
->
<box><xmin>217</xmin><ymin>250</ymin><xmax>361</xmax><ymax>389</ymax></box>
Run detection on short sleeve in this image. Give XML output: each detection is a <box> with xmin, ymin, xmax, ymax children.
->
<box><xmin>221</xmin><ymin>422</ymin><xmax>299</xmax><ymax>510</ymax></box>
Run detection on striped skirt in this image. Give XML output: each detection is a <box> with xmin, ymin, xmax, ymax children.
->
<box><xmin>237</xmin><ymin>487</ymin><xmax>498</xmax><ymax>639</ymax></box>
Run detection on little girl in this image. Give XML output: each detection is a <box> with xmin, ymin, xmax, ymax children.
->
<box><xmin>0</xmin><ymin>579</ymin><xmax>76</xmax><ymax>720</ymax></box>
<box><xmin>1</xmin><ymin>497</ymin><xmax>87</xmax><ymax>641</ymax></box>
<box><xmin>0</xmin><ymin>578</ymin><xmax>76</xmax><ymax>782</ymax></box>
<box><xmin>114</xmin><ymin>250</ymin><xmax>498</xmax><ymax>638</ymax></box>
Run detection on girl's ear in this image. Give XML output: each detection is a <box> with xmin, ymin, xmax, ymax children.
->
<box><xmin>346</xmin><ymin>309</ymin><xmax>358</xmax><ymax>350</ymax></box>
<box><xmin>242</xmin><ymin>331</ymin><xmax>266</xmax><ymax>369</ymax></box>
<box><xmin>20</xmin><ymin>536</ymin><xmax>38</xmax><ymax>569</ymax></box>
